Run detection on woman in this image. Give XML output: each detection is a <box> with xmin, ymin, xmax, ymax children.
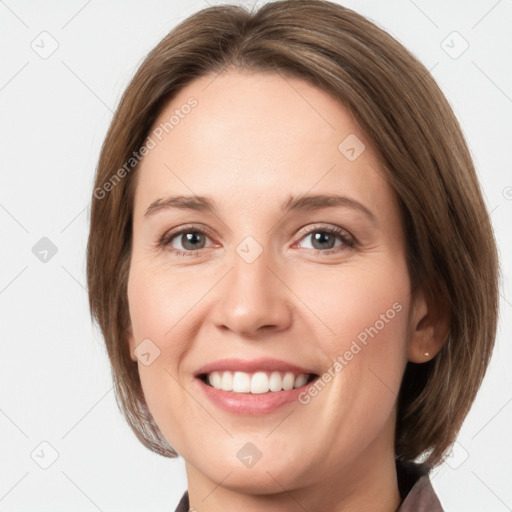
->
<box><xmin>86</xmin><ymin>1</ymin><xmax>499</xmax><ymax>510</ymax></box>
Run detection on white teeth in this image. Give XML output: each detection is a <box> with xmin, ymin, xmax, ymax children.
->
<box><xmin>269</xmin><ymin>371</ymin><xmax>282</xmax><ymax>392</ymax></box>
<box><xmin>233</xmin><ymin>371</ymin><xmax>251</xmax><ymax>393</ymax></box>
<box><xmin>209</xmin><ymin>371</ymin><xmax>222</xmax><ymax>389</ymax></box>
<box><xmin>220</xmin><ymin>371</ymin><xmax>233</xmax><ymax>391</ymax></box>
<box><xmin>251</xmin><ymin>371</ymin><xmax>269</xmax><ymax>394</ymax></box>
<box><xmin>294</xmin><ymin>374</ymin><xmax>308</xmax><ymax>388</ymax></box>
<box><xmin>206</xmin><ymin>370</ymin><xmax>311</xmax><ymax>393</ymax></box>
<box><xmin>282</xmin><ymin>372</ymin><xmax>295</xmax><ymax>390</ymax></box>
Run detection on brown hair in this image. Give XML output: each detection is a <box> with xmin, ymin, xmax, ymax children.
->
<box><xmin>86</xmin><ymin>0</ymin><xmax>499</xmax><ymax>468</ymax></box>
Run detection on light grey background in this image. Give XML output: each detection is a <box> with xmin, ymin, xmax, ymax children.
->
<box><xmin>1</xmin><ymin>0</ymin><xmax>511</xmax><ymax>510</ymax></box>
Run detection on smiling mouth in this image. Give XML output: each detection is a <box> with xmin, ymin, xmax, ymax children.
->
<box><xmin>198</xmin><ymin>371</ymin><xmax>319</xmax><ymax>394</ymax></box>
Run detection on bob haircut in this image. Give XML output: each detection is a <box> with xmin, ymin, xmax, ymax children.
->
<box><xmin>86</xmin><ymin>0</ymin><xmax>499</xmax><ymax>468</ymax></box>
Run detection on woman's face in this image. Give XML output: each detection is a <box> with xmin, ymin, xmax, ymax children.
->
<box><xmin>127</xmin><ymin>69</ymin><xmax>420</xmax><ymax>495</ymax></box>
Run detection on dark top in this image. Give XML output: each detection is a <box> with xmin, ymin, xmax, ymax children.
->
<box><xmin>172</xmin><ymin>458</ymin><xmax>444</xmax><ymax>512</ymax></box>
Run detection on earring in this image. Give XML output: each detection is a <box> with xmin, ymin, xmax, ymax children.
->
<box><xmin>424</xmin><ymin>351</ymin><xmax>430</xmax><ymax>357</ymax></box>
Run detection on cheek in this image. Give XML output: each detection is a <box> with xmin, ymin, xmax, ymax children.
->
<box><xmin>295</xmin><ymin>271</ymin><xmax>410</xmax><ymax>472</ymax></box>
<box><xmin>292</xmin><ymin>260</ymin><xmax>410</xmax><ymax>359</ymax></box>
<box><xmin>294</xmin><ymin>260</ymin><xmax>411</xmax><ymax>427</ymax></box>
<box><xmin>127</xmin><ymin>263</ymin><xmax>197</xmax><ymax>359</ymax></box>
<box><xmin>127</xmin><ymin>266</ymin><xmax>197</xmax><ymax>453</ymax></box>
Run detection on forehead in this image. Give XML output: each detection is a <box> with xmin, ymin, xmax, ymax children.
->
<box><xmin>134</xmin><ymin>69</ymin><xmax>393</xmax><ymax>218</ymax></box>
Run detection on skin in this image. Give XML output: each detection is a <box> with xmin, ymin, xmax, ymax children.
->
<box><xmin>126</xmin><ymin>68</ymin><xmax>447</xmax><ymax>512</ymax></box>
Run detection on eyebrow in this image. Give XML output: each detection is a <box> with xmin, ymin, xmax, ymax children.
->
<box><xmin>144</xmin><ymin>193</ymin><xmax>377</xmax><ymax>224</ymax></box>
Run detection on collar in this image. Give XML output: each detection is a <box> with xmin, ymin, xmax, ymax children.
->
<box><xmin>395</xmin><ymin>458</ymin><xmax>444</xmax><ymax>511</ymax></box>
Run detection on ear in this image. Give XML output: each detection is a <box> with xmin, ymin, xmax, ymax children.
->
<box><xmin>407</xmin><ymin>286</ymin><xmax>450</xmax><ymax>363</ymax></box>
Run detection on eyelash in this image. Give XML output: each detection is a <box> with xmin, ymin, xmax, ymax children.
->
<box><xmin>157</xmin><ymin>224</ymin><xmax>355</xmax><ymax>258</ymax></box>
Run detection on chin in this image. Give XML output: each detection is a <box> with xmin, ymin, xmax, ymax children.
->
<box><xmin>208</xmin><ymin>463</ymin><xmax>304</xmax><ymax>495</ymax></box>
<box><xmin>204</xmin><ymin>444</ymin><xmax>311</xmax><ymax>490</ymax></box>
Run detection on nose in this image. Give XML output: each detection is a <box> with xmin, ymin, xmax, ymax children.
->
<box><xmin>210</xmin><ymin>245</ymin><xmax>293</xmax><ymax>338</ymax></box>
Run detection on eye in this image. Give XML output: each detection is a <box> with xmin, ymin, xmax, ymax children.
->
<box><xmin>158</xmin><ymin>225</ymin><xmax>214</xmax><ymax>257</ymax></box>
<box><xmin>158</xmin><ymin>223</ymin><xmax>355</xmax><ymax>257</ymax></box>
<box><xmin>294</xmin><ymin>224</ymin><xmax>355</xmax><ymax>254</ymax></box>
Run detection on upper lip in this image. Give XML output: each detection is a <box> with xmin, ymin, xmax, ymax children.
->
<box><xmin>194</xmin><ymin>358</ymin><xmax>317</xmax><ymax>377</ymax></box>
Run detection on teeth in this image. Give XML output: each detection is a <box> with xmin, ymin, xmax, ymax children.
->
<box><xmin>251</xmin><ymin>372</ymin><xmax>268</xmax><ymax>394</ymax></box>
<box><xmin>220</xmin><ymin>371</ymin><xmax>233</xmax><ymax>391</ymax></box>
<box><xmin>294</xmin><ymin>374</ymin><xmax>308</xmax><ymax>388</ymax></box>
<box><xmin>209</xmin><ymin>371</ymin><xmax>222</xmax><ymax>390</ymax></box>
<box><xmin>233</xmin><ymin>371</ymin><xmax>251</xmax><ymax>393</ymax></box>
<box><xmin>269</xmin><ymin>371</ymin><xmax>282</xmax><ymax>392</ymax></box>
<box><xmin>282</xmin><ymin>372</ymin><xmax>295</xmax><ymax>390</ymax></box>
<box><xmin>206</xmin><ymin>371</ymin><xmax>311</xmax><ymax>393</ymax></box>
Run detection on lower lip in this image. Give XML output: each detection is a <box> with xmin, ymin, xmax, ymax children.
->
<box><xmin>195</xmin><ymin>377</ymin><xmax>316</xmax><ymax>415</ymax></box>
